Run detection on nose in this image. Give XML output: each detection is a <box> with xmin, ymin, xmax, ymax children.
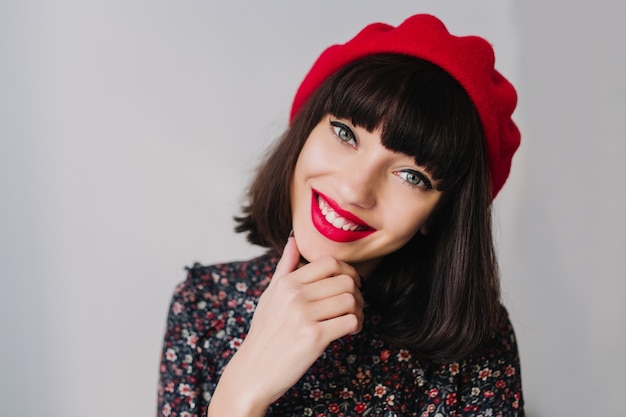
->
<box><xmin>333</xmin><ymin>157</ymin><xmax>380</xmax><ymax>210</ymax></box>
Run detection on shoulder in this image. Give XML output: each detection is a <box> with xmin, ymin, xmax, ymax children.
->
<box><xmin>173</xmin><ymin>254</ymin><xmax>277</xmax><ymax>307</ymax></box>
<box><xmin>456</xmin><ymin>305</ymin><xmax>524</xmax><ymax>414</ymax></box>
<box><xmin>165</xmin><ymin>253</ymin><xmax>278</xmax><ymax>332</ymax></box>
<box><xmin>427</xmin><ymin>306</ymin><xmax>523</xmax><ymax>415</ymax></box>
<box><xmin>186</xmin><ymin>253</ymin><xmax>277</xmax><ymax>290</ymax></box>
<box><xmin>158</xmin><ymin>254</ymin><xmax>277</xmax><ymax>414</ymax></box>
<box><xmin>470</xmin><ymin>305</ymin><xmax>521</xmax><ymax>365</ymax></box>
<box><xmin>437</xmin><ymin>305</ymin><xmax>520</xmax><ymax>370</ymax></box>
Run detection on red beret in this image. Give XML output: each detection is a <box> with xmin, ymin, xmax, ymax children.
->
<box><xmin>290</xmin><ymin>14</ymin><xmax>520</xmax><ymax>198</ymax></box>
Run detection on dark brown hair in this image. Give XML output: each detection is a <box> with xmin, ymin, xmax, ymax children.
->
<box><xmin>235</xmin><ymin>54</ymin><xmax>500</xmax><ymax>363</ymax></box>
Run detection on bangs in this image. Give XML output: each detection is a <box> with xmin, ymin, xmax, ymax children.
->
<box><xmin>320</xmin><ymin>54</ymin><xmax>483</xmax><ymax>191</ymax></box>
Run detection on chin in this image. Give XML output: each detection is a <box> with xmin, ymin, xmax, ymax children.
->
<box><xmin>295</xmin><ymin>232</ymin><xmax>382</xmax><ymax>276</ymax></box>
<box><xmin>295</xmin><ymin>233</ymin><xmax>338</xmax><ymax>263</ymax></box>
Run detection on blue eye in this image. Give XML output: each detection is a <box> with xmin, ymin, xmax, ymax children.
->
<box><xmin>330</xmin><ymin>120</ymin><xmax>357</xmax><ymax>146</ymax></box>
<box><xmin>396</xmin><ymin>170</ymin><xmax>433</xmax><ymax>190</ymax></box>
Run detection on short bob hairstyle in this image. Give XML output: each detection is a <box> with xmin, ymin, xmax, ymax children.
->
<box><xmin>235</xmin><ymin>54</ymin><xmax>500</xmax><ymax>363</ymax></box>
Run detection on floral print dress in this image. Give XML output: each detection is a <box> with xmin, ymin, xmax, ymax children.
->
<box><xmin>157</xmin><ymin>254</ymin><xmax>523</xmax><ymax>417</ymax></box>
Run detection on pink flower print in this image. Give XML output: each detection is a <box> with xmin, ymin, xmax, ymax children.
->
<box><xmin>162</xmin><ymin>403</ymin><xmax>171</xmax><ymax>416</ymax></box>
<box><xmin>236</xmin><ymin>282</ymin><xmax>248</xmax><ymax>292</ymax></box>
<box><xmin>186</xmin><ymin>334</ymin><xmax>199</xmax><ymax>348</ymax></box>
<box><xmin>165</xmin><ymin>348</ymin><xmax>177</xmax><ymax>362</ymax></box>
<box><xmin>397</xmin><ymin>349</ymin><xmax>411</xmax><ymax>362</ymax></box>
<box><xmin>374</xmin><ymin>383</ymin><xmax>387</xmax><ymax>398</ymax></box>
<box><xmin>449</xmin><ymin>362</ymin><xmax>460</xmax><ymax>376</ymax></box>
<box><xmin>479</xmin><ymin>368</ymin><xmax>492</xmax><ymax>381</ymax></box>
<box><xmin>505</xmin><ymin>364</ymin><xmax>516</xmax><ymax>377</ymax></box>
<box><xmin>243</xmin><ymin>300</ymin><xmax>255</xmax><ymax>313</ymax></box>
<box><xmin>178</xmin><ymin>383</ymin><xmax>193</xmax><ymax>396</ymax></box>
<box><xmin>309</xmin><ymin>389</ymin><xmax>323</xmax><ymax>401</ymax></box>
<box><xmin>229</xmin><ymin>337</ymin><xmax>243</xmax><ymax>349</ymax></box>
<box><xmin>328</xmin><ymin>403</ymin><xmax>340</xmax><ymax>413</ymax></box>
<box><xmin>172</xmin><ymin>301</ymin><xmax>183</xmax><ymax>315</ymax></box>
<box><xmin>339</xmin><ymin>387</ymin><xmax>353</xmax><ymax>399</ymax></box>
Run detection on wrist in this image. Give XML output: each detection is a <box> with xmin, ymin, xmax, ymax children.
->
<box><xmin>207</xmin><ymin>392</ymin><xmax>268</xmax><ymax>417</ymax></box>
<box><xmin>207</xmin><ymin>350</ymin><xmax>272</xmax><ymax>417</ymax></box>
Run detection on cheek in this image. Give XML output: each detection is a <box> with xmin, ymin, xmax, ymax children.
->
<box><xmin>290</xmin><ymin>155</ymin><xmax>312</xmax><ymax>225</ymax></box>
<box><xmin>291</xmin><ymin>148</ymin><xmax>310</xmax><ymax>198</ymax></box>
<box><xmin>385</xmin><ymin>203</ymin><xmax>433</xmax><ymax>243</ymax></box>
<box><xmin>391</xmin><ymin>222</ymin><xmax>423</xmax><ymax>249</ymax></box>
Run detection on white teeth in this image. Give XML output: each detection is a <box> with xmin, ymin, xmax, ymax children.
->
<box><xmin>317</xmin><ymin>196</ymin><xmax>365</xmax><ymax>232</ymax></box>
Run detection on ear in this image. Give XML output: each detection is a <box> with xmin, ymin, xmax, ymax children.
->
<box><xmin>419</xmin><ymin>204</ymin><xmax>444</xmax><ymax>235</ymax></box>
<box><xmin>419</xmin><ymin>215</ymin><xmax>438</xmax><ymax>235</ymax></box>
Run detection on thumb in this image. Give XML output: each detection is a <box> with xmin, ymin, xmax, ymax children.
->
<box><xmin>273</xmin><ymin>236</ymin><xmax>301</xmax><ymax>279</ymax></box>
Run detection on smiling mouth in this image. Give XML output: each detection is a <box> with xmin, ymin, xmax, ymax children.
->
<box><xmin>310</xmin><ymin>191</ymin><xmax>375</xmax><ymax>242</ymax></box>
<box><xmin>317</xmin><ymin>195</ymin><xmax>369</xmax><ymax>231</ymax></box>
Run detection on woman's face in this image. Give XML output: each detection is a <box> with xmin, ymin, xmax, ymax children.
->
<box><xmin>290</xmin><ymin>114</ymin><xmax>443</xmax><ymax>276</ymax></box>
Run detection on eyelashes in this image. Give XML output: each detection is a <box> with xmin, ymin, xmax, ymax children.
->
<box><xmin>330</xmin><ymin>120</ymin><xmax>357</xmax><ymax>147</ymax></box>
<box><xmin>328</xmin><ymin>117</ymin><xmax>434</xmax><ymax>191</ymax></box>
<box><xmin>394</xmin><ymin>170</ymin><xmax>433</xmax><ymax>190</ymax></box>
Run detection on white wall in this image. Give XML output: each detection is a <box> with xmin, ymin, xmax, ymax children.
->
<box><xmin>499</xmin><ymin>1</ymin><xmax>626</xmax><ymax>414</ymax></box>
<box><xmin>0</xmin><ymin>1</ymin><xmax>623</xmax><ymax>416</ymax></box>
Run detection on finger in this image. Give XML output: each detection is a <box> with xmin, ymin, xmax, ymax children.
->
<box><xmin>307</xmin><ymin>292</ymin><xmax>364</xmax><ymax>322</ymax></box>
<box><xmin>272</xmin><ymin>237</ymin><xmax>301</xmax><ymax>280</ymax></box>
<box><xmin>318</xmin><ymin>313</ymin><xmax>363</xmax><ymax>342</ymax></box>
<box><xmin>302</xmin><ymin>274</ymin><xmax>361</xmax><ymax>302</ymax></box>
<box><xmin>295</xmin><ymin>257</ymin><xmax>361</xmax><ymax>286</ymax></box>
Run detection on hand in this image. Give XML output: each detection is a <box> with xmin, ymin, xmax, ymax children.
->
<box><xmin>207</xmin><ymin>237</ymin><xmax>364</xmax><ymax>416</ymax></box>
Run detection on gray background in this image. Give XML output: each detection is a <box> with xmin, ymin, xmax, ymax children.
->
<box><xmin>1</xmin><ymin>1</ymin><xmax>625</xmax><ymax>416</ymax></box>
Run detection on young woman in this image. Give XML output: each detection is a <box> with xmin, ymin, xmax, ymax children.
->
<box><xmin>158</xmin><ymin>14</ymin><xmax>523</xmax><ymax>417</ymax></box>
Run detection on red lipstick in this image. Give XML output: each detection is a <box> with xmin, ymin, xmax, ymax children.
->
<box><xmin>310</xmin><ymin>190</ymin><xmax>375</xmax><ymax>242</ymax></box>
